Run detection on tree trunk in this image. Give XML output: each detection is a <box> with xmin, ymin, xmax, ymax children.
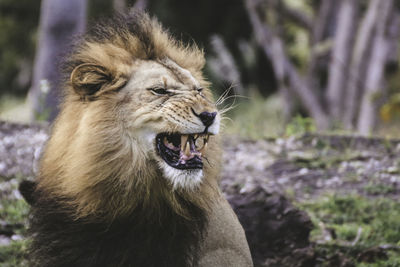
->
<box><xmin>132</xmin><ymin>0</ymin><xmax>148</xmax><ymax>11</ymax></box>
<box><xmin>208</xmin><ymin>35</ymin><xmax>245</xmax><ymax>96</ymax></box>
<box><xmin>113</xmin><ymin>0</ymin><xmax>127</xmax><ymax>13</ymax></box>
<box><xmin>325</xmin><ymin>0</ymin><xmax>358</xmax><ymax>122</ymax></box>
<box><xmin>271</xmin><ymin>39</ymin><xmax>294</xmax><ymax>122</ymax></box>
<box><xmin>244</xmin><ymin>0</ymin><xmax>330</xmax><ymax>130</ymax></box>
<box><xmin>269</xmin><ymin>0</ymin><xmax>312</xmax><ymax>31</ymax></box>
<box><xmin>357</xmin><ymin>0</ymin><xmax>395</xmax><ymax>135</ymax></box>
<box><xmin>342</xmin><ymin>0</ymin><xmax>380</xmax><ymax>129</ymax></box>
<box><xmin>28</xmin><ymin>0</ymin><xmax>88</xmax><ymax>122</ymax></box>
<box><xmin>306</xmin><ymin>0</ymin><xmax>336</xmax><ymax>100</ymax></box>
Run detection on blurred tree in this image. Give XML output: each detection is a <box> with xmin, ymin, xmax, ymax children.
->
<box><xmin>245</xmin><ymin>0</ymin><xmax>330</xmax><ymax>129</ymax></box>
<box><xmin>22</xmin><ymin>0</ymin><xmax>399</xmax><ymax>133</ymax></box>
<box><xmin>131</xmin><ymin>0</ymin><xmax>147</xmax><ymax>11</ymax></box>
<box><xmin>342</xmin><ymin>0</ymin><xmax>380</xmax><ymax>129</ymax></box>
<box><xmin>208</xmin><ymin>35</ymin><xmax>245</xmax><ymax>96</ymax></box>
<box><xmin>0</xmin><ymin>0</ymin><xmax>40</xmax><ymax>96</ymax></box>
<box><xmin>244</xmin><ymin>0</ymin><xmax>400</xmax><ymax>133</ymax></box>
<box><xmin>112</xmin><ymin>0</ymin><xmax>147</xmax><ymax>13</ymax></box>
<box><xmin>113</xmin><ymin>0</ymin><xmax>127</xmax><ymax>13</ymax></box>
<box><xmin>88</xmin><ymin>0</ymin><xmax>112</xmax><ymax>20</ymax></box>
<box><xmin>28</xmin><ymin>0</ymin><xmax>88</xmax><ymax>122</ymax></box>
<box><xmin>147</xmin><ymin>0</ymin><xmax>276</xmax><ymax>97</ymax></box>
<box><xmin>357</xmin><ymin>0</ymin><xmax>399</xmax><ymax>134</ymax></box>
<box><xmin>325</xmin><ymin>0</ymin><xmax>358</xmax><ymax>121</ymax></box>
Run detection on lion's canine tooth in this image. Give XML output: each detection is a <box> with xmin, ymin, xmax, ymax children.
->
<box><xmin>181</xmin><ymin>135</ymin><xmax>188</xmax><ymax>151</ymax></box>
<box><xmin>199</xmin><ymin>142</ymin><xmax>207</xmax><ymax>154</ymax></box>
<box><xmin>185</xmin><ymin>141</ymin><xmax>191</xmax><ymax>156</ymax></box>
<box><xmin>194</xmin><ymin>134</ymin><xmax>199</xmax><ymax>139</ymax></box>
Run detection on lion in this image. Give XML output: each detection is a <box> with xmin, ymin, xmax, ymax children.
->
<box><xmin>21</xmin><ymin>12</ymin><xmax>253</xmax><ymax>267</ymax></box>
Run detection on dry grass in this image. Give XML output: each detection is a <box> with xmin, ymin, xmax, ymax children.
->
<box><xmin>0</xmin><ymin>95</ymin><xmax>30</xmax><ymax>123</ymax></box>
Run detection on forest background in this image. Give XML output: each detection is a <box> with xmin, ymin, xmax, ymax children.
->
<box><xmin>1</xmin><ymin>0</ymin><xmax>400</xmax><ymax>137</ymax></box>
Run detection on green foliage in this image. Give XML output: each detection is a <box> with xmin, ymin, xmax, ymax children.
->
<box><xmin>0</xmin><ymin>198</ymin><xmax>29</xmax><ymax>228</ymax></box>
<box><xmin>285</xmin><ymin>114</ymin><xmax>316</xmax><ymax>136</ymax></box>
<box><xmin>363</xmin><ymin>182</ymin><xmax>397</xmax><ymax>195</ymax></box>
<box><xmin>0</xmin><ymin>178</ymin><xmax>29</xmax><ymax>266</ymax></box>
<box><xmin>0</xmin><ymin>240</ymin><xmax>28</xmax><ymax>267</ymax></box>
<box><xmin>357</xmin><ymin>251</ymin><xmax>400</xmax><ymax>267</ymax></box>
<box><xmin>299</xmin><ymin>195</ymin><xmax>400</xmax><ymax>265</ymax></box>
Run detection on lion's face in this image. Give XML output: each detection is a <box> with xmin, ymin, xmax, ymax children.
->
<box><xmin>124</xmin><ymin>59</ymin><xmax>220</xmax><ymax>189</ymax></box>
<box><xmin>70</xmin><ymin>58</ymin><xmax>220</xmax><ymax>190</ymax></box>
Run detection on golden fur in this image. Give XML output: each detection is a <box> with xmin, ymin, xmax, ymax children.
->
<box><xmin>36</xmin><ymin>13</ymin><xmax>222</xmax><ymax>220</ymax></box>
<box><xmin>29</xmin><ymin>12</ymin><xmax>253</xmax><ymax>266</ymax></box>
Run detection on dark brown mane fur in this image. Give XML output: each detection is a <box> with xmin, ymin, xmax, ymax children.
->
<box><xmin>28</xmin><ymin>188</ymin><xmax>207</xmax><ymax>267</ymax></box>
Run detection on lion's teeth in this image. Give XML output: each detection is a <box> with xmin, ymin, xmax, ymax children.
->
<box><xmin>199</xmin><ymin>142</ymin><xmax>207</xmax><ymax>154</ymax></box>
<box><xmin>181</xmin><ymin>135</ymin><xmax>188</xmax><ymax>151</ymax></box>
<box><xmin>185</xmin><ymin>141</ymin><xmax>191</xmax><ymax>156</ymax></box>
<box><xmin>194</xmin><ymin>134</ymin><xmax>199</xmax><ymax>139</ymax></box>
<box><xmin>198</xmin><ymin>136</ymin><xmax>209</xmax><ymax>154</ymax></box>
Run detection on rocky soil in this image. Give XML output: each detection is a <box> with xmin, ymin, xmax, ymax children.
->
<box><xmin>1</xmin><ymin>121</ymin><xmax>400</xmax><ymax>266</ymax></box>
<box><xmin>221</xmin><ymin>134</ymin><xmax>400</xmax><ymax>202</ymax></box>
<box><xmin>220</xmin><ymin>134</ymin><xmax>400</xmax><ymax>266</ymax></box>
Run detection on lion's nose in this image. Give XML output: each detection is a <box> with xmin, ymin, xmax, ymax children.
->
<box><xmin>198</xmin><ymin>111</ymin><xmax>217</xmax><ymax>127</ymax></box>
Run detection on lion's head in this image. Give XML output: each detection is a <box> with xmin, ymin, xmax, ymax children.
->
<box><xmin>37</xmin><ymin>12</ymin><xmax>222</xmax><ymax>219</ymax></box>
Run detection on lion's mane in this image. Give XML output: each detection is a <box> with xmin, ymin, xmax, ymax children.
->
<box><xmin>27</xmin><ymin>12</ymin><xmax>223</xmax><ymax>267</ymax></box>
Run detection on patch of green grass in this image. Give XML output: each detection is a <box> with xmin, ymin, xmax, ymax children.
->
<box><xmin>291</xmin><ymin>149</ymin><xmax>362</xmax><ymax>170</ymax></box>
<box><xmin>0</xmin><ymin>181</ymin><xmax>29</xmax><ymax>266</ymax></box>
<box><xmin>224</xmin><ymin>95</ymin><xmax>321</xmax><ymax>139</ymax></box>
<box><xmin>285</xmin><ymin>114</ymin><xmax>316</xmax><ymax>136</ymax></box>
<box><xmin>363</xmin><ymin>182</ymin><xmax>397</xmax><ymax>195</ymax></box>
<box><xmin>357</xmin><ymin>251</ymin><xmax>400</xmax><ymax>267</ymax></box>
<box><xmin>0</xmin><ymin>198</ymin><xmax>29</xmax><ymax>227</ymax></box>
<box><xmin>298</xmin><ymin>194</ymin><xmax>400</xmax><ymax>265</ymax></box>
<box><xmin>0</xmin><ymin>94</ymin><xmax>24</xmax><ymax>113</ymax></box>
<box><xmin>0</xmin><ymin>94</ymin><xmax>29</xmax><ymax>122</ymax></box>
<box><xmin>223</xmin><ymin>93</ymin><xmax>285</xmax><ymax>139</ymax></box>
<box><xmin>0</xmin><ymin>240</ymin><xmax>28</xmax><ymax>267</ymax></box>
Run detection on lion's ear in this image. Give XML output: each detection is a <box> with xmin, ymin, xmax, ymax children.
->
<box><xmin>70</xmin><ymin>63</ymin><xmax>127</xmax><ymax>98</ymax></box>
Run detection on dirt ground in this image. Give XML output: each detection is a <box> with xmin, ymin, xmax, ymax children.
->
<box><xmin>220</xmin><ymin>134</ymin><xmax>400</xmax><ymax>266</ymax></box>
<box><xmin>1</xmin><ymin>121</ymin><xmax>400</xmax><ymax>266</ymax></box>
<box><xmin>221</xmin><ymin>134</ymin><xmax>400</xmax><ymax>202</ymax></box>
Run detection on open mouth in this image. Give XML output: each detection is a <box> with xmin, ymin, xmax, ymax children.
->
<box><xmin>155</xmin><ymin>133</ymin><xmax>209</xmax><ymax>170</ymax></box>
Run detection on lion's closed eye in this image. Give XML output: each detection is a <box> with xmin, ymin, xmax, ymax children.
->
<box><xmin>149</xmin><ymin>87</ymin><xmax>169</xmax><ymax>95</ymax></box>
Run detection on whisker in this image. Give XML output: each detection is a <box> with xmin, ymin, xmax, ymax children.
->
<box><xmin>216</xmin><ymin>85</ymin><xmax>233</xmax><ymax>103</ymax></box>
<box><xmin>203</xmin><ymin>156</ymin><xmax>212</xmax><ymax>167</ymax></box>
<box><xmin>219</xmin><ymin>103</ymin><xmax>238</xmax><ymax>113</ymax></box>
<box><xmin>217</xmin><ymin>94</ymin><xmax>250</xmax><ymax>104</ymax></box>
<box><xmin>220</xmin><ymin>116</ymin><xmax>234</xmax><ymax>124</ymax></box>
<box><xmin>215</xmin><ymin>86</ymin><xmax>234</xmax><ymax>106</ymax></box>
